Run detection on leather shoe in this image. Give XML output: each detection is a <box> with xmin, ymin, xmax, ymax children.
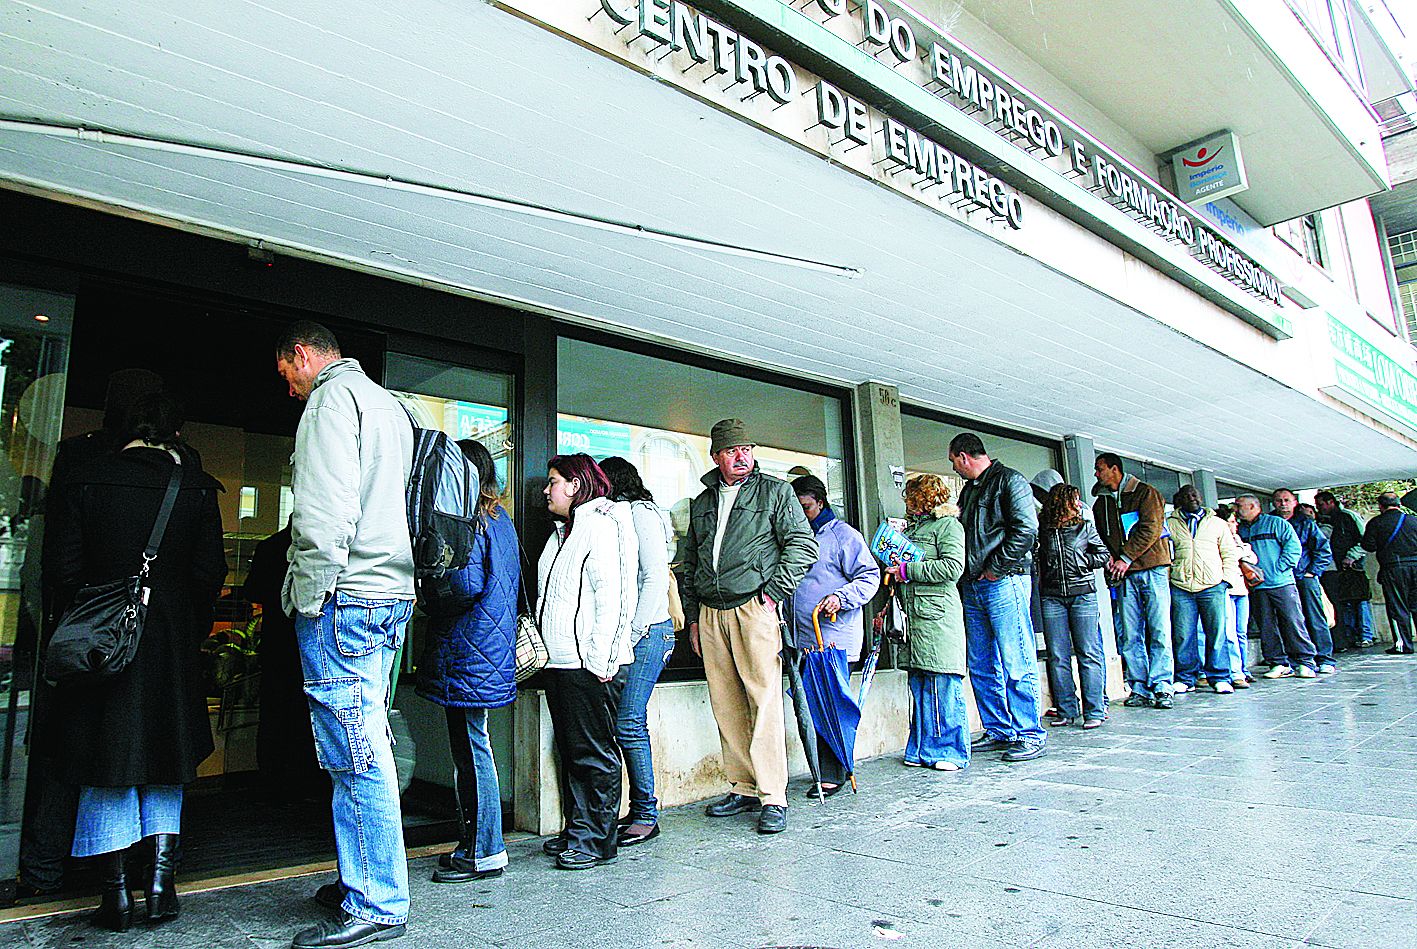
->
<box><xmin>313</xmin><ymin>882</ymin><xmax>344</xmax><ymax>911</ymax></box>
<box><xmin>291</xmin><ymin>913</ymin><xmax>406</xmax><ymax>948</ymax></box>
<box><xmin>970</xmin><ymin>735</ymin><xmax>1012</xmax><ymax>753</ymax></box>
<box><xmin>705</xmin><ymin>792</ymin><xmax>761</xmax><ymax>817</ymax></box>
<box><xmin>804</xmin><ymin>782</ymin><xmax>846</xmax><ymax>800</ymax></box>
<box><xmin>556</xmin><ymin>849</ymin><xmax>615</xmax><ymax>870</ymax></box>
<box><xmin>541</xmin><ymin>836</ymin><xmax>569</xmax><ymax>857</ymax></box>
<box><xmin>431</xmin><ymin>857</ymin><xmax>503</xmax><ymax>884</ymax></box>
<box><xmin>1001</xmin><ymin>742</ymin><xmax>1046</xmax><ymax>763</ymax></box>
<box><xmin>616</xmin><ymin>822</ymin><xmax>660</xmax><ymax>847</ymax></box>
<box><xmin>757</xmin><ymin>805</ymin><xmax>787</xmax><ymax>834</ymax></box>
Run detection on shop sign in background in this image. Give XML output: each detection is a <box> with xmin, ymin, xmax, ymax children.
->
<box><xmin>1325</xmin><ymin>313</ymin><xmax>1417</xmax><ymax>436</ymax></box>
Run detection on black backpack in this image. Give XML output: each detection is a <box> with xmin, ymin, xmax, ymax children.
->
<box><xmin>404</xmin><ymin>408</ymin><xmax>480</xmax><ymax>580</ymax></box>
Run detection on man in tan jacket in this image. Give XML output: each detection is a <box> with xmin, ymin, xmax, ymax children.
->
<box><xmin>1093</xmin><ymin>453</ymin><xmax>1175</xmax><ymax>709</ymax></box>
<box><xmin>1166</xmin><ymin>486</ymin><xmax>1240</xmax><ymax>694</ymax></box>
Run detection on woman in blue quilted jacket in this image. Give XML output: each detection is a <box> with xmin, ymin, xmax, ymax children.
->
<box><xmin>415</xmin><ymin>439</ymin><xmax>520</xmax><ymax>884</ymax></box>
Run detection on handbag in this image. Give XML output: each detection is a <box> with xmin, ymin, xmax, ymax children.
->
<box><xmin>514</xmin><ymin>539</ymin><xmax>549</xmax><ymax>684</ymax></box>
<box><xmin>1239</xmin><ymin>559</ymin><xmax>1265</xmax><ymax>589</ymax></box>
<box><xmin>881</xmin><ymin>581</ymin><xmax>909</xmax><ymax>645</ymax></box>
<box><xmin>666</xmin><ymin>566</ymin><xmax>686</xmax><ymax>632</ymax></box>
<box><xmin>45</xmin><ymin>463</ymin><xmax>185</xmax><ymax>684</ymax></box>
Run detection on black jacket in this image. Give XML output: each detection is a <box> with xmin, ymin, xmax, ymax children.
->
<box><xmin>958</xmin><ymin>461</ymin><xmax>1037</xmax><ymax>580</ymax></box>
<box><xmin>1036</xmin><ymin>522</ymin><xmax>1111</xmax><ymax>597</ymax></box>
<box><xmin>1363</xmin><ymin>508</ymin><xmax>1417</xmax><ymax>575</ymax></box>
<box><xmin>42</xmin><ymin>447</ymin><xmax>227</xmax><ymax>786</ymax></box>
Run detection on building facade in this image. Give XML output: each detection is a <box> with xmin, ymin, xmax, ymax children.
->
<box><xmin>0</xmin><ymin>0</ymin><xmax>1414</xmax><ymax>894</ymax></box>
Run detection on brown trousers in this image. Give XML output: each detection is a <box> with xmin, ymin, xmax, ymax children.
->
<box><xmin>700</xmin><ymin>600</ymin><xmax>788</xmax><ymax>807</ymax></box>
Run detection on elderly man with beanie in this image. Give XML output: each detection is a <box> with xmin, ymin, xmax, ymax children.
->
<box><xmin>683</xmin><ymin>419</ymin><xmax>817</xmax><ymax>835</ymax></box>
<box><xmin>788</xmin><ymin>474</ymin><xmax>880</xmax><ymax>796</ymax></box>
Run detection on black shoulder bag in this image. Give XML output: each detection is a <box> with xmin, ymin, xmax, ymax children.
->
<box><xmin>45</xmin><ymin>463</ymin><xmax>185</xmax><ymax>684</ymax></box>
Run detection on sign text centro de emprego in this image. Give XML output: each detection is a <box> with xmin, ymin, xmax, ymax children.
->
<box><xmin>591</xmin><ymin>0</ymin><xmax>1281</xmax><ymax>308</ymax></box>
<box><xmin>596</xmin><ymin>0</ymin><xmax>1026</xmax><ymax>230</ymax></box>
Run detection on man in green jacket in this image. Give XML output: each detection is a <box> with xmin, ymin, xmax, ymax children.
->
<box><xmin>684</xmin><ymin>419</ymin><xmax>817</xmax><ymax>835</ymax></box>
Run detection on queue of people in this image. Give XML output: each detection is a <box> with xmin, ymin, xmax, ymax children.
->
<box><xmin>27</xmin><ymin>318</ymin><xmax>1414</xmax><ymax>948</ymax></box>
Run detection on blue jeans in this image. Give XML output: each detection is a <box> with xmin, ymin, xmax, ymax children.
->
<box><xmin>1339</xmin><ymin>599</ymin><xmax>1374</xmax><ymax>647</ymax></box>
<box><xmin>1117</xmin><ymin>567</ymin><xmax>1174</xmax><ymax>699</ymax></box>
<box><xmin>1171</xmin><ymin>583</ymin><xmax>1231</xmax><ymax>684</ymax></box>
<box><xmin>445</xmin><ymin>707</ymin><xmax>506</xmax><ymax>872</ymax></box>
<box><xmin>1297</xmin><ymin>576</ymin><xmax>1335</xmax><ymax>666</ymax></box>
<box><xmin>905</xmin><ymin>671</ymin><xmax>970</xmax><ymax>768</ymax></box>
<box><xmin>1041</xmin><ymin>592</ymin><xmax>1107</xmax><ymax>721</ymax></box>
<box><xmin>615</xmin><ymin>620</ymin><xmax>676</xmax><ymax>824</ymax></box>
<box><xmin>961</xmin><ymin>574</ymin><xmax>1044</xmax><ymax>746</ymax></box>
<box><xmin>297</xmin><ymin>592</ymin><xmax>413</xmax><ymax>927</ymax></box>
<box><xmin>1226</xmin><ymin>592</ymin><xmax>1250</xmax><ymax>678</ymax></box>
<box><xmin>72</xmin><ymin>785</ymin><xmax>182</xmax><ymax>858</ymax></box>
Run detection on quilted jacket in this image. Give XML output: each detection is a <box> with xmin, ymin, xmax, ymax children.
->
<box><xmin>415</xmin><ymin>505</ymin><xmax>520</xmax><ymax>709</ymax></box>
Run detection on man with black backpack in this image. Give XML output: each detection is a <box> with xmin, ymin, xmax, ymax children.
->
<box><xmin>276</xmin><ymin>321</ymin><xmax>414</xmax><ymax>949</ymax></box>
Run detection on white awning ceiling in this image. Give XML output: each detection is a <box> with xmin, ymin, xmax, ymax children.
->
<box><xmin>0</xmin><ymin>0</ymin><xmax>1413</xmax><ymax>487</ymax></box>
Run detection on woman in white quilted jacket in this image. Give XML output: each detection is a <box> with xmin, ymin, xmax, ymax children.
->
<box><xmin>535</xmin><ymin>452</ymin><xmax>638</xmax><ymax>871</ymax></box>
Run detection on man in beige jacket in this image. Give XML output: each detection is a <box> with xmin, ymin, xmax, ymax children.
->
<box><xmin>1166</xmin><ymin>485</ymin><xmax>1240</xmax><ymax>694</ymax></box>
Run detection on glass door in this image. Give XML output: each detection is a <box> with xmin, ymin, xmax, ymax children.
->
<box><xmin>0</xmin><ymin>284</ymin><xmax>73</xmax><ymax>895</ymax></box>
<box><xmin>383</xmin><ymin>351</ymin><xmax>518</xmax><ymax>810</ymax></box>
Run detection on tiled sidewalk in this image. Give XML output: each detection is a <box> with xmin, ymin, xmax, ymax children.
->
<box><xmin>7</xmin><ymin>653</ymin><xmax>1417</xmax><ymax>948</ymax></box>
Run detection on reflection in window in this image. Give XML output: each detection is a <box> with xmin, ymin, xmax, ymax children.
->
<box><xmin>558</xmin><ymin>337</ymin><xmax>851</xmax><ymax>675</ymax></box>
<box><xmin>385</xmin><ymin>354</ymin><xmax>516</xmax><ymax>519</ymax></box>
<box><xmin>902</xmin><ymin>413</ymin><xmax>1061</xmax><ymax>503</ymax></box>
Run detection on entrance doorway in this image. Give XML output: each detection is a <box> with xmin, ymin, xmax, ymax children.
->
<box><xmin>2</xmin><ymin>281</ymin><xmax>520</xmax><ymax>902</ymax></box>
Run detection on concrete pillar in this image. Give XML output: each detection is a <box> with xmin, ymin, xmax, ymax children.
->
<box><xmin>1193</xmin><ymin>469</ymin><xmax>1219</xmax><ymax>508</ymax></box>
<box><xmin>1062</xmin><ymin>434</ymin><xmax>1096</xmax><ymax>490</ymax></box>
<box><xmin>854</xmin><ymin>381</ymin><xmax>905</xmax><ymax>531</ymax></box>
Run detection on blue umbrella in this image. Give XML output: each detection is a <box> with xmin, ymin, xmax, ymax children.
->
<box><xmin>801</xmin><ymin>605</ymin><xmax>864</xmax><ymax>792</ymax></box>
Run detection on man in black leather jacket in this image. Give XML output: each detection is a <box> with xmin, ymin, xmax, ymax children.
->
<box><xmin>950</xmin><ymin>433</ymin><xmax>1045</xmax><ymax>762</ymax></box>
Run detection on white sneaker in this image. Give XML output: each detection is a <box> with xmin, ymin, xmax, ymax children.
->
<box><xmin>1263</xmin><ymin>665</ymin><xmax>1294</xmax><ymax>679</ymax></box>
<box><xmin>1172</xmin><ymin>682</ymin><xmax>1192</xmax><ymax>694</ymax></box>
<box><xmin>1296</xmin><ymin>665</ymin><xmax>1318</xmax><ymax>678</ymax></box>
<box><xmin>903</xmin><ymin>759</ymin><xmax>923</xmax><ymax>768</ymax></box>
<box><xmin>932</xmin><ymin>761</ymin><xmax>961</xmax><ymax>772</ymax></box>
<box><xmin>1214</xmin><ymin>682</ymin><xmax>1235</xmax><ymax>694</ymax></box>
<box><xmin>1318</xmin><ymin>663</ymin><xmax>1337</xmax><ymax>675</ymax></box>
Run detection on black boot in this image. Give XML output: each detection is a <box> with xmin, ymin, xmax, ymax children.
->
<box><xmin>91</xmin><ymin>850</ymin><xmax>132</xmax><ymax>932</ymax></box>
<box><xmin>146</xmin><ymin>834</ymin><xmax>180</xmax><ymax>923</ymax></box>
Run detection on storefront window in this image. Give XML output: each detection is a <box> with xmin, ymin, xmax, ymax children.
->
<box><xmin>557</xmin><ymin>336</ymin><xmax>851</xmax><ymax>674</ymax></box>
<box><xmin>902</xmin><ymin>412</ymin><xmax>1061</xmax><ymax>498</ymax></box>
<box><xmin>0</xmin><ymin>284</ymin><xmax>72</xmax><ymax>885</ymax></box>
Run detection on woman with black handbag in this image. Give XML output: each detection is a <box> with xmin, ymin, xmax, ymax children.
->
<box><xmin>43</xmin><ymin>392</ymin><xmax>226</xmax><ymax>931</ymax></box>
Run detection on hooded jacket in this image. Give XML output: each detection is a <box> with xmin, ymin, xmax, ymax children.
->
<box><xmin>283</xmin><ymin>358</ymin><xmax>414</xmax><ymax>618</ymax></box>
